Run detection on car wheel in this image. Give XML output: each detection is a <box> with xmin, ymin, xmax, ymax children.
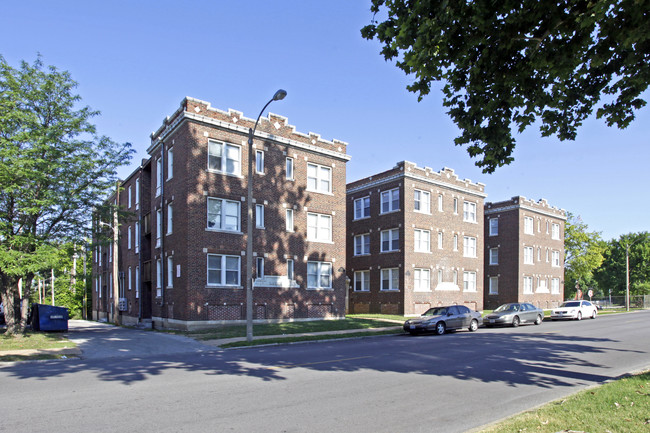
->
<box><xmin>435</xmin><ymin>321</ymin><xmax>446</xmax><ymax>335</ymax></box>
<box><xmin>577</xmin><ymin>311</ymin><xmax>582</xmax><ymax>321</ymax></box>
<box><xmin>591</xmin><ymin>310</ymin><xmax>597</xmax><ymax>319</ymax></box>
<box><xmin>534</xmin><ymin>315</ymin><xmax>543</xmax><ymax>325</ymax></box>
<box><xmin>512</xmin><ymin>316</ymin><xmax>520</xmax><ymax>327</ymax></box>
<box><xmin>468</xmin><ymin>319</ymin><xmax>479</xmax><ymax>332</ymax></box>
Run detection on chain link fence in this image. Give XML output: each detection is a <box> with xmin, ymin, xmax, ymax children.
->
<box><xmin>586</xmin><ymin>295</ymin><xmax>650</xmax><ymax>309</ymax></box>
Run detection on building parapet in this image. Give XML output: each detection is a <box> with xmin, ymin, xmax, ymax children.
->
<box><xmin>485</xmin><ymin>196</ymin><xmax>566</xmax><ymax>220</ymax></box>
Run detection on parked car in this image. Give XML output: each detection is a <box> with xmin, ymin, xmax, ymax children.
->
<box><xmin>483</xmin><ymin>303</ymin><xmax>544</xmax><ymax>327</ymax></box>
<box><xmin>403</xmin><ymin>305</ymin><xmax>482</xmax><ymax>335</ymax></box>
<box><xmin>550</xmin><ymin>300</ymin><xmax>598</xmax><ymax>320</ymax></box>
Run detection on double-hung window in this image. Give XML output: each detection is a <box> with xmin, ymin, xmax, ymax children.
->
<box><xmin>354</xmin><ymin>270</ymin><xmax>370</xmax><ymax>291</ymax></box>
<box><xmin>208</xmin><ymin>140</ymin><xmax>241</xmax><ymax>176</ymax></box>
<box><xmin>255</xmin><ymin>204</ymin><xmax>265</xmax><ymax>228</ymax></box>
<box><xmin>413</xmin><ymin>190</ymin><xmax>430</xmax><ymax>213</ymax></box>
<box><xmin>167</xmin><ymin>204</ymin><xmax>173</xmax><ymax>234</ymax></box>
<box><xmin>463</xmin><ymin>236</ymin><xmax>477</xmax><ymax>257</ymax></box>
<box><xmin>207</xmin><ymin>198</ymin><xmax>240</xmax><ymax>232</ymax></box>
<box><xmin>354</xmin><ymin>233</ymin><xmax>370</xmax><ymax>256</ymax></box>
<box><xmin>489</xmin><ymin>218</ymin><xmax>498</xmax><ymax>236</ymax></box>
<box><xmin>437</xmin><ymin>232</ymin><xmax>444</xmax><ymax>249</ymax></box>
<box><xmin>380</xmin><ymin>268</ymin><xmax>399</xmax><ymax>291</ymax></box>
<box><xmin>256</xmin><ymin>257</ymin><xmax>264</xmax><ymax>278</ymax></box>
<box><xmin>127</xmin><ymin>226</ymin><xmax>132</xmax><ymax>250</ymax></box>
<box><xmin>255</xmin><ymin>150</ymin><xmax>264</xmax><ymax>174</ymax></box>
<box><xmin>552</xmin><ymin>223</ymin><xmax>560</xmax><ymax>240</ymax></box>
<box><xmin>286</xmin><ymin>157</ymin><xmax>294</xmax><ymax>180</ymax></box>
<box><xmin>135</xmin><ymin>222</ymin><xmax>140</xmax><ymax>253</ymax></box>
<box><xmin>167</xmin><ymin>257</ymin><xmax>174</xmax><ymax>288</ymax></box>
<box><xmin>524</xmin><ymin>246</ymin><xmax>534</xmax><ymax>264</ymax></box>
<box><xmin>156</xmin><ymin>209</ymin><xmax>162</xmax><ymax>248</ymax></box>
<box><xmin>463</xmin><ymin>201</ymin><xmax>477</xmax><ymax>222</ymax></box>
<box><xmin>414</xmin><ymin>268</ymin><xmax>430</xmax><ymax>291</ymax></box>
<box><xmin>414</xmin><ymin>229</ymin><xmax>430</xmax><ymax>252</ymax></box>
<box><xmin>489</xmin><ymin>276</ymin><xmax>498</xmax><ymax>294</ymax></box>
<box><xmin>287</xmin><ymin>259</ymin><xmax>294</xmax><ymax>280</ymax></box>
<box><xmin>128</xmin><ymin>185</ymin><xmax>132</xmax><ymax>209</ymax></box>
<box><xmin>285</xmin><ymin>209</ymin><xmax>294</xmax><ymax>232</ymax></box>
<box><xmin>307</xmin><ymin>213</ymin><xmax>332</xmax><ymax>242</ymax></box>
<box><xmin>381</xmin><ymin>229</ymin><xmax>399</xmax><ymax>252</ymax></box>
<box><xmin>207</xmin><ymin>254</ymin><xmax>240</xmax><ymax>286</ymax></box>
<box><xmin>489</xmin><ymin>247</ymin><xmax>498</xmax><ymax>265</ymax></box>
<box><xmin>552</xmin><ymin>250</ymin><xmax>560</xmax><ymax>267</ymax></box>
<box><xmin>523</xmin><ymin>276</ymin><xmax>533</xmax><ymax>294</ymax></box>
<box><xmin>156</xmin><ymin>158</ymin><xmax>162</xmax><ymax>197</ymax></box>
<box><xmin>307</xmin><ymin>163</ymin><xmax>331</xmax><ymax>193</ymax></box>
<box><xmin>167</xmin><ymin>147</ymin><xmax>174</xmax><ymax>179</ymax></box>
<box><xmin>463</xmin><ymin>271</ymin><xmax>477</xmax><ymax>292</ymax></box>
<box><xmin>438</xmin><ymin>194</ymin><xmax>443</xmax><ymax>212</ymax></box>
<box><xmin>551</xmin><ymin>278</ymin><xmax>560</xmax><ymax>294</ymax></box>
<box><xmin>524</xmin><ymin>216</ymin><xmax>534</xmax><ymax>234</ymax></box>
<box><xmin>381</xmin><ymin>188</ymin><xmax>399</xmax><ymax>213</ymax></box>
<box><xmin>307</xmin><ymin>261</ymin><xmax>332</xmax><ymax>289</ymax></box>
<box><xmin>354</xmin><ymin>196</ymin><xmax>370</xmax><ymax>219</ymax></box>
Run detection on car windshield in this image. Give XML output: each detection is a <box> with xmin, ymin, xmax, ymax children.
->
<box><xmin>561</xmin><ymin>301</ymin><xmax>581</xmax><ymax>307</ymax></box>
<box><xmin>422</xmin><ymin>307</ymin><xmax>447</xmax><ymax>316</ymax></box>
<box><xmin>495</xmin><ymin>304</ymin><xmax>518</xmax><ymax>312</ymax></box>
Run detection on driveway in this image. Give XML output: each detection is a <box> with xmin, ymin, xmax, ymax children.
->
<box><xmin>65</xmin><ymin>320</ymin><xmax>212</xmax><ymax>359</ymax></box>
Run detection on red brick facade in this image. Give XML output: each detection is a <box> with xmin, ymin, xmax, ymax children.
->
<box><xmin>92</xmin><ymin>97</ymin><xmax>349</xmax><ymax>330</ymax></box>
<box><xmin>484</xmin><ymin>197</ymin><xmax>566</xmax><ymax>310</ymax></box>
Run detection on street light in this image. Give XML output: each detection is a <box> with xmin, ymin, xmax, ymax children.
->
<box><xmin>246</xmin><ymin>89</ymin><xmax>287</xmax><ymax>342</ymax></box>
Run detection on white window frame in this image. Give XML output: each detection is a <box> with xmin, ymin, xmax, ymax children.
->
<box><xmin>135</xmin><ymin>266</ymin><xmax>139</xmax><ymax>299</ymax></box>
<box><xmin>255</xmin><ymin>204</ymin><xmax>265</xmax><ymax>229</ymax></box>
<box><xmin>489</xmin><ymin>247</ymin><xmax>498</xmax><ymax>265</ymax></box>
<box><xmin>413</xmin><ymin>268</ymin><xmax>430</xmax><ymax>292</ymax></box>
<box><xmin>523</xmin><ymin>276</ymin><xmax>533</xmax><ymax>294</ymax></box>
<box><xmin>489</xmin><ymin>218</ymin><xmax>498</xmax><ymax>236</ymax></box>
<box><xmin>551</xmin><ymin>278</ymin><xmax>560</xmax><ymax>294</ymax></box>
<box><xmin>354</xmin><ymin>196</ymin><xmax>370</xmax><ymax>220</ymax></box>
<box><xmin>524</xmin><ymin>246</ymin><xmax>534</xmax><ymax>265</ymax></box>
<box><xmin>354</xmin><ymin>233</ymin><xmax>370</xmax><ymax>256</ymax></box>
<box><xmin>128</xmin><ymin>185</ymin><xmax>132</xmax><ymax>209</ymax></box>
<box><xmin>463</xmin><ymin>236</ymin><xmax>477</xmax><ymax>258</ymax></box>
<box><xmin>354</xmin><ymin>270</ymin><xmax>370</xmax><ymax>292</ymax></box>
<box><xmin>135</xmin><ymin>222</ymin><xmax>140</xmax><ymax>254</ymax></box>
<box><xmin>453</xmin><ymin>198</ymin><xmax>458</xmax><ymax>214</ymax></box>
<box><xmin>463</xmin><ymin>271</ymin><xmax>477</xmax><ymax>292</ymax></box>
<box><xmin>167</xmin><ymin>256</ymin><xmax>173</xmax><ymax>288</ymax></box>
<box><xmin>414</xmin><ymin>229</ymin><xmax>430</xmax><ymax>253</ymax></box>
<box><xmin>207</xmin><ymin>197</ymin><xmax>241</xmax><ymax>232</ymax></box>
<box><xmin>524</xmin><ymin>216</ymin><xmax>534</xmax><ymax>235</ymax></box>
<box><xmin>552</xmin><ymin>223</ymin><xmax>560</xmax><ymax>240</ymax></box>
<box><xmin>307</xmin><ymin>261</ymin><xmax>332</xmax><ymax>289</ymax></box>
<box><xmin>286</xmin><ymin>157</ymin><xmax>294</xmax><ymax>180</ymax></box>
<box><xmin>307</xmin><ymin>212</ymin><xmax>332</xmax><ymax>243</ymax></box>
<box><xmin>128</xmin><ymin>267</ymin><xmax>132</xmax><ymax>291</ymax></box>
<box><xmin>381</xmin><ymin>228</ymin><xmax>400</xmax><ymax>252</ymax></box>
<box><xmin>255</xmin><ymin>149</ymin><xmax>264</xmax><ymax>174</ymax></box>
<box><xmin>135</xmin><ymin>178</ymin><xmax>140</xmax><ymax>210</ymax></box>
<box><xmin>156</xmin><ymin>259</ymin><xmax>162</xmax><ymax>296</ymax></box>
<box><xmin>463</xmin><ymin>201</ymin><xmax>477</xmax><ymax>223</ymax></box>
<box><xmin>438</xmin><ymin>194</ymin><xmax>443</xmax><ymax>212</ymax></box>
<box><xmin>414</xmin><ymin>189</ymin><xmax>430</xmax><ymax>213</ymax></box>
<box><xmin>453</xmin><ymin>234</ymin><xmax>458</xmax><ymax>251</ymax></box>
<box><xmin>156</xmin><ymin>209</ymin><xmax>162</xmax><ymax>248</ymax></box>
<box><xmin>437</xmin><ymin>231</ymin><xmax>443</xmax><ymax>250</ymax></box>
<box><xmin>381</xmin><ymin>188</ymin><xmax>400</xmax><ymax>213</ymax></box>
<box><xmin>156</xmin><ymin>158</ymin><xmax>162</xmax><ymax>197</ymax></box>
<box><xmin>207</xmin><ymin>254</ymin><xmax>241</xmax><ymax>287</ymax></box>
<box><xmin>307</xmin><ymin>163</ymin><xmax>332</xmax><ymax>194</ymax></box>
<box><xmin>256</xmin><ymin>257</ymin><xmax>264</xmax><ymax>278</ymax></box>
<box><xmin>208</xmin><ymin>139</ymin><xmax>241</xmax><ymax>176</ymax></box>
<box><xmin>552</xmin><ymin>250</ymin><xmax>560</xmax><ymax>267</ymax></box>
<box><xmin>380</xmin><ymin>268</ymin><xmax>399</xmax><ymax>291</ymax></box>
<box><xmin>127</xmin><ymin>226</ymin><xmax>132</xmax><ymax>250</ymax></box>
<box><xmin>287</xmin><ymin>259</ymin><xmax>294</xmax><ymax>280</ymax></box>
<box><xmin>167</xmin><ymin>203</ymin><xmax>173</xmax><ymax>235</ymax></box>
<box><xmin>167</xmin><ymin>147</ymin><xmax>174</xmax><ymax>180</ymax></box>
<box><xmin>489</xmin><ymin>276</ymin><xmax>498</xmax><ymax>294</ymax></box>
<box><xmin>285</xmin><ymin>208</ymin><xmax>294</xmax><ymax>232</ymax></box>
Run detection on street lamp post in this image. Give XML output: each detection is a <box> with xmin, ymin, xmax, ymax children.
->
<box><xmin>246</xmin><ymin>89</ymin><xmax>287</xmax><ymax>342</ymax></box>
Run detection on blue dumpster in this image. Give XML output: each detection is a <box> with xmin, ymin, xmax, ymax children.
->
<box><xmin>30</xmin><ymin>304</ymin><xmax>69</xmax><ymax>332</ymax></box>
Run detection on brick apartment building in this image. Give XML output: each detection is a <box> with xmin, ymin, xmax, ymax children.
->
<box><xmin>483</xmin><ymin>196</ymin><xmax>566</xmax><ymax>310</ymax></box>
<box><xmin>346</xmin><ymin>161</ymin><xmax>487</xmax><ymax>316</ymax></box>
<box><xmin>92</xmin><ymin>97</ymin><xmax>350</xmax><ymax>330</ymax></box>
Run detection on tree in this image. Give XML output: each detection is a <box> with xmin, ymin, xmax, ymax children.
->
<box><xmin>595</xmin><ymin>232</ymin><xmax>650</xmax><ymax>296</ymax></box>
<box><xmin>0</xmin><ymin>55</ymin><xmax>133</xmax><ymax>334</ymax></box>
<box><xmin>361</xmin><ymin>0</ymin><xmax>650</xmax><ymax>173</ymax></box>
<box><xmin>563</xmin><ymin>213</ymin><xmax>606</xmax><ymax>297</ymax></box>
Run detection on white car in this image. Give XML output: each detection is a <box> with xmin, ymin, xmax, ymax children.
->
<box><xmin>550</xmin><ymin>300</ymin><xmax>598</xmax><ymax>321</ymax></box>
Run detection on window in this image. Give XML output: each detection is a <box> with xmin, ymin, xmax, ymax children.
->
<box><xmin>208</xmin><ymin>140</ymin><xmax>241</xmax><ymax>175</ymax></box>
<box><xmin>354</xmin><ymin>234</ymin><xmax>370</xmax><ymax>256</ymax></box>
<box><xmin>453</xmin><ymin>234</ymin><xmax>458</xmax><ymax>251</ymax></box>
<box><xmin>438</xmin><ymin>194</ymin><xmax>443</xmax><ymax>212</ymax></box>
<box><xmin>552</xmin><ymin>250</ymin><xmax>560</xmax><ymax>267</ymax></box>
<box><xmin>287</xmin><ymin>259</ymin><xmax>294</xmax><ymax>280</ymax></box>
<box><xmin>537</xmin><ymin>277</ymin><xmax>548</xmax><ymax>292</ymax></box>
<box><xmin>523</xmin><ymin>276</ymin><xmax>533</xmax><ymax>294</ymax></box>
<box><xmin>354</xmin><ymin>270</ymin><xmax>370</xmax><ymax>291</ymax></box>
<box><xmin>135</xmin><ymin>222</ymin><xmax>140</xmax><ymax>253</ymax></box>
<box><xmin>552</xmin><ymin>223</ymin><xmax>560</xmax><ymax>240</ymax></box>
<box><xmin>256</xmin><ymin>204</ymin><xmax>265</xmax><ymax>228</ymax></box>
<box><xmin>285</xmin><ymin>209</ymin><xmax>294</xmax><ymax>232</ymax></box>
<box><xmin>156</xmin><ymin>209</ymin><xmax>162</xmax><ymax>248</ymax></box>
<box><xmin>381</xmin><ymin>188</ymin><xmax>399</xmax><ymax>213</ymax></box>
<box><xmin>414</xmin><ymin>189</ymin><xmax>430</xmax><ymax>213</ymax></box>
<box><xmin>286</xmin><ymin>157</ymin><xmax>294</xmax><ymax>180</ymax></box>
<box><xmin>255</xmin><ymin>150</ymin><xmax>264</xmax><ymax>174</ymax></box>
<box><xmin>524</xmin><ymin>216</ymin><xmax>534</xmax><ymax>234</ymax></box>
<box><xmin>128</xmin><ymin>267</ymin><xmax>132</xmax><ymax>291</ymax></box>
<box><xmin>207</xmin><ymin>198</ymin><xmax>240</xmax><ymax>232</ymax></box>
<box><xmin>156</xmin><ymin>158</ymin><xmax>162</xmax><ymax>197</ymax></box>
<box><xmin>156</xmin><ymin>259</ymin><xmax>162</xmax><ymax>296</ymax></box>
<box><xmin>167</xmin><ymin>204</ymin><xmax>173</xmax><ymax>235</ymax></box>
<box><xmin>135</xmin><ymin>266</ymin><xmax>139</xmax><ymax>299</ymax></box>
<box><xmin>489</xmin><ymin>218</ymin><xmax>498</xmax><ymax>236</ymax></box>
<box><xmin>207</xmin><ymin>254</ymin><xmax>241</xmax><ymax>286</ymax></box>
<box><xmin>307</xmin><ymin>213</ymin><xmax>332</xmax><ymax>242</ymax></box>
<box><xmin>463</xmin><ymin>271</ymin><xmax>476</xmax><ymax>292</ymax></box>
<box><xmin>414</xmin><ymin>229</ymin><xmax>430</xmax><ymax>253</ymax></box>
<box><xmin>135</xmin><ymin>178</ymin><xmax>140</xmax><ymax>210</ymax></box>
<box><xmin>437</xmin><ymin>232</ymin><xmax>443</xmax><ymax>249</ymax></box>
<box><xmin>453</xmin><ymin>270</ymin><xmax>458</xmax><ymax>285</ymax></box>
<box><xmin>537</xmin><ymin>247</ymin><xmax>541</xmax><ymax>261</ymax></box>
<box><xmin>256</xmin><ymin>257</ymin><xmax>264</xmax><ymax>278</ymax></box>
<box><xmin>551</xmin><ymin>278</ymin><xmax>560</xmax><ymax>294</ymax></box>
<box><xmin>354</xmin><ymin>196</ymin><xmax>370</xmax><ymax>219</ymax></box>
<box><xmin>489</xmin><ymin>248</ymin><xmax>498</xmax><ymax>265</ymax></box>
<box><xmin>167</xmin><ymin>257</ymin><xmax>173</xmax><ymax>288</ymax></box>
<box><xmin>463</xmin><ymin>201</ymin><xmax>476</xmax><ymax>222</ymax></box>
<box><xmin>109</xmin><ymin>243</ymin><xmax>112</xmax><ymax>262</ymax></box>
<box><xmin>127</xmin><ymin>226</ymin><xmax>132</xmax><ymax>250</ymax></box>
<box><xmin>381</xmin><ymin>229</ymin><xmax>399</xmax><ymax>252</ymax></box>
<box><xmin>463</xmin><ymin>236</ymin><xmax>477</xmax><ymax>257</ymax></box>
<box><xmin>546</xmin><ymin>249</ymin><xmax>550</xmax><ymax>262</ymax></box>
<box><xmin>438</xmin><ymin>269</ymin><xmax>443</xmax><ymax>283</ymax></box>
<box><xmin>546</xmin><ymin>221</ymin><xmax>550</xmax><ymax>234</ymax></box>
<box><xmin>307</xmin><ymin>163</ymin><xmax>331</xmax><ymax>193</ymax></box>
<box><xmin>414</xmin><ymin>268</ymin><xmax>430</xmax><ymax>291</ymax></box>
<box><xmin>307</xmin><ymin>261</ymin><xmax>332</xmax><ymax>289</ymax></box>
<box><xmin>167</xmin><ymin>147</ymin><xmax>174</xmax><ymax>179</ymax></box>
<box><xmin>524</xmin><ymin>246</ymin><xmax>534</xmax><ymax>264</ymax></box>
<box><xmin>489</xmin><ymin>276</ymin><xmax>498</xmax><ymax>294</ymax></box>
<box><xmin>128</xmin><ymin>185</ymin><xmax>132</xmax><ymax>208</ymax></box>
<box><xmin>453</xmin><ymin>198</ymin><xmax>458</xmax><ymax>214</ymax></box>
<box><xmin>380</xmin><ymin>268</ymin><xmax>399</xmax><ymax>291</ymax></box>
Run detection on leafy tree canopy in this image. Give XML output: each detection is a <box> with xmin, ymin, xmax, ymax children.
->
<box><xmin>563</xmin><ymin>213</ymin><xmax>606</xmax><ymax>296</ymax></box>
<box><xmin>361</xmin><ymin>0</ymin><xmax>650</xmax><ymax>172</ymax></box>
<box><xmin>595</xmin><ymin>232</ymin><xmax>650</xmax><ymax>296</ymax></box>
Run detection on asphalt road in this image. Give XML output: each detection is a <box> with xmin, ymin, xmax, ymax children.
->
<box><xmin>1</xmin><ymin>311</ymin><xmax>649</xmax><ymax>433</ymax></box>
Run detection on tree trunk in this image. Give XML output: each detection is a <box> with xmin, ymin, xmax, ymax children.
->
<box><xmin>0</xmin><ymin>274</ymin><xmax>24</xmax><ymax>335</ymax></box>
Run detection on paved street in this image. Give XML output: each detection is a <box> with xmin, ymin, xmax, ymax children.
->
<box><xmin>1</xmin><ymin>311</ymin><xmax>649</xmax><ymax>433</ymax></box>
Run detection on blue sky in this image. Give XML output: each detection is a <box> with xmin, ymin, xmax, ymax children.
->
<box><xmin>2</xmin><ymin>0</ymin><xmax>648</xmax><ymax>241</ymax></box>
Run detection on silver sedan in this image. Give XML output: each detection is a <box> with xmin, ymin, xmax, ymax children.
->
<box><xmin>483</xmin><ymin>303</ymin><xmax>544</xmax><ymax>327</ymax></box>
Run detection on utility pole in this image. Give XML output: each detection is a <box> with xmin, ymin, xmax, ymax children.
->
<box><xmin>51</xmin><ymin>268</ymin><xmax>55</xmax><ymax>306</ymax></box>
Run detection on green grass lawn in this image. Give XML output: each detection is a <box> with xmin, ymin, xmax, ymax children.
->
<box><xmin>480</xmin><ymin>370</ymin><xmax>650</xmax><ymax>432</ymax></box>
<box><xmin>0</xmin><ymin>330</ymin><xmax>76</xmax><ymax>362</ymax></box>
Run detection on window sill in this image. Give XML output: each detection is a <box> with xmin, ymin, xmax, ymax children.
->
<box><xmin>205</xmin><ymin>228</ymin><xmax>243</xmax><ymax>235</ymax></box>
<box><xmin>380</xmin><ymin>289</ymin><xmax>400</xmax><ymax>292</ymax></box>
<box><xmin>306</xmin><ymin>189</ymin><xmax>334</xmax><ymax>196</ymax></box>
<box><xmin>307</xmin><ymin>287</ymin><xmax>334</xmax><ymax>291</ymax></box>
<box><xmin>206</xmin><ymin>169</ymin><xmax>244</xmax><ymax>179</ymax></box>
<box><xmin>352</xmin><ymin>216</ymin><xmax>371</xmax><ymax>222</ymax></box>
<box><xmin>379</xmin><ymin>209</ymin><xmax>400</xmax><ymax>215</ymax></box>
<box><xmin>205</xmin><ymin>285</ymin><xmax>243</xmax><ymax>289</ymax></box>
<box><xmin>380</xmin><ymin>250</ymin><xmax>400</xmax><ymax>254</ymax></box>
